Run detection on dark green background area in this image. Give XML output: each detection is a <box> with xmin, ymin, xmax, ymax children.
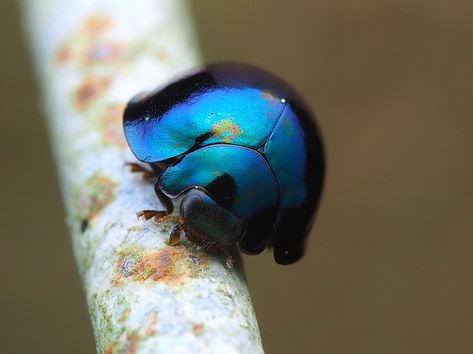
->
<box><xmin>1</xmin><ymin>1</ymin><xmax>473</xmax><ymax>353</ymax></box>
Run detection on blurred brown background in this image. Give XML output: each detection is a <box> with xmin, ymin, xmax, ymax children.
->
<box><xmin>1</xmin><ymin>1</ymin><xmax>473</xmax><ymax>353</ymax></box>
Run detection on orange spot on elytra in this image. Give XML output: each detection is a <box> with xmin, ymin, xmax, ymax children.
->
<box><xmin>260</xmin><ymin>90</ymin><xmax>276</xmax><ymax>101</ymax></box>
<box><xmin>282</xmin><ymin>117</ymin><xmax>294</xmax><ymax>136</ymax></box>
<box><xmin>232</xmin><ymin>124</ymin><xmax>241</xmax><ymax>136</ymax></box>
<box><xmin>260</xmin><ymin>90</ymin><xmax>279</xmax><ymax>107</ymax></box>
<box><xmin>211</xmin><ymin>118</ymin><xmax>242</xmax><ymax>143</ymax></box>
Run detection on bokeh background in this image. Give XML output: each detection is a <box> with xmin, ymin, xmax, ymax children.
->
<box><xmin>1</xmin><ymin>1</ymin><xmax>473</xmax><ymax>353</ymax></box>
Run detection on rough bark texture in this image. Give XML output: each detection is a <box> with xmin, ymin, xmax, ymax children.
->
<box><xmin>22</xmin><ymin>1</ymin><xmax>263</xmax><ymax>353</ymax></box>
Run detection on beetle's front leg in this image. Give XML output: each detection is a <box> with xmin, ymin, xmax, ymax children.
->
<box><xmin>137</xmin><ymin>185</ymin><xmax>175</xmax><ymax>224</ymax></box>
<box><xmin>218</xmin><ymin>246</ymin><xmax>234</xmax><ymax>268</ymax></box>
<box><xmin>168</xmin><ymin>217</ymin><xmax>184</xmax><ymax>246</ymax></box>
<box><xmin>136</xmin><ymin>210</ymin><xmax>170</xmax><ymax>223</ymax></box>
<box><xmin>183</xmin><ymin>226</ymin><xmax>234</xmax><ymax>268</ymax></box>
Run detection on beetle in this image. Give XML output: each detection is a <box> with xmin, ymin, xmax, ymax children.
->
<box><xmin>123</xmin><ymin>63</ymin><xmax>325</xmax><ymax>265</ymax></box>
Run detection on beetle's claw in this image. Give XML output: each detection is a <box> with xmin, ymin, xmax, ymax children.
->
<box><xmin>136</xmin><ymin>210</ymin><xmax>168</xmax><ymax>221</ymax></box>
<box><xmin>220</xmin><ymin>246</ymin><xmax>234</xmax><ymax>269</ymax></box>
<box><xmin>225</xmin><ymin>255</ymin><xmax>234</xmax><ymax>269</ymax></box>
<box><xmin>168</xmin><ymin>224</ymin><xmax>182</xmax><ymax>246</ymax></box>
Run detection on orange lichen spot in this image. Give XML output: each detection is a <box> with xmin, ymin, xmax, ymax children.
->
<box><xmin>113</xmin><ymin>245</ymin><xmax>209</xmax><ymax>287</ymax></box>
<box><xmin>104</xmin><ymin>332</ymin><xmax>142</xmax><ymax>354</ymax></box>
<box><xmin>192</xmin><ymin>323</ymin><xmax>205</xmax><ymax>335</ymax></box>
<box><xmin>104</xmin><ymin>344</ymin><xmax>115</xmax><ymax>354</ymax></box>
<box><xmin>125</xmin><ymin>332</ymin><xmax>142</xmax><ymax>354</ymax></box>
<box><xmin>74</xmin><ymin>76</ymin><xmax>112</xmax><ymax>111</ymax></box>
<box><xmin>102</xmin><ymin>103</ymin><xmax>127</xmax><ymax>147</ymax></box>
<box><xmin>83</xmin><ymin>13</ymin><xmax>114</xmax><ymax>33</ymax></box>
<box><xmin>211</xmin><ymin>119</ymin><xmax>242</xmax><ymax>143</ymax></box>
<box><xmin>55</xmin><ymin>44</ymin><xmax>71</xmax><ymax>66</ymax></box>
<box><xmin>119</xmin><ymin>307</ymin><xmax>132</xmax><ymax>322</ymax></box>
<box><xmin>76</xmin><ymin>174</ymin><xmax>117</xmax><ymax>229</ymax></box>
<box><xmin>146</xmin><ymin>312</ymin><xmax>158</xmax><ymax>336</ymax></box>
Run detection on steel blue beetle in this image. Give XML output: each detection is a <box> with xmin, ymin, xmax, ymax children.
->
<box><xmin>123</xmin><ymin>63</ymin><xmax>324</xmax><ymax>265</ymax></box>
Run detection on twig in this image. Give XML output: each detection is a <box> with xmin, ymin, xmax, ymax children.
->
<box><xmin>22</xmin><ymin>1</ymin><xmax>263</xmax><ymax>352</ymax></box>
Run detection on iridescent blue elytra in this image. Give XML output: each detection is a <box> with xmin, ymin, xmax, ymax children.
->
<box><xmin>123</xmin><ymin>63</ymin><xmax>325</xmax><ymax>264</ymax></box>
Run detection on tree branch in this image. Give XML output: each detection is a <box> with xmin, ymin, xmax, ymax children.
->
<box><xmin>22</xmin><ymin>0</ymin><xmax>263</xmax><ymax>352</ymax></box>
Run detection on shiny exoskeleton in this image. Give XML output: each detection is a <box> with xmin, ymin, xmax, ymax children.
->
<box><xmin>123</xmin><ymin>63</ymin><xmax>325</xmax><ymax>264</ymax></box>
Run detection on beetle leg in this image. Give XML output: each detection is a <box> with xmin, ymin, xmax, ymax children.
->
<box><xmin>220</xmin><ymin>246</ymin><xmax>234</xmax><ymax>269</ymax></box>
<box><xmin>211</xmin><ymin>242</ymin><xmax>234</xmax><ymax>269</ymax></box>
<box><xmin>136</xmin><ymin>210</ymin><xmax>169</xmax><ymax>222</ymax></box>
<box><xmin>126</xmin><ymin>162</ymin><xmax>156</xmax><ymax>180</ymax></box>
<box><xmin>135</xmin><ymin>185</ymin><xmax>175</xmax><ymax>224</ymax></box>
<box><xmin>183</xmin><ymin>227</ymin><xmax>234</xmax><ymax>269</ymax></box>
<box><xmin>168</xmin><ymin>224</ymin><xmax>182</xmax><ymax>246</ymax></box>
